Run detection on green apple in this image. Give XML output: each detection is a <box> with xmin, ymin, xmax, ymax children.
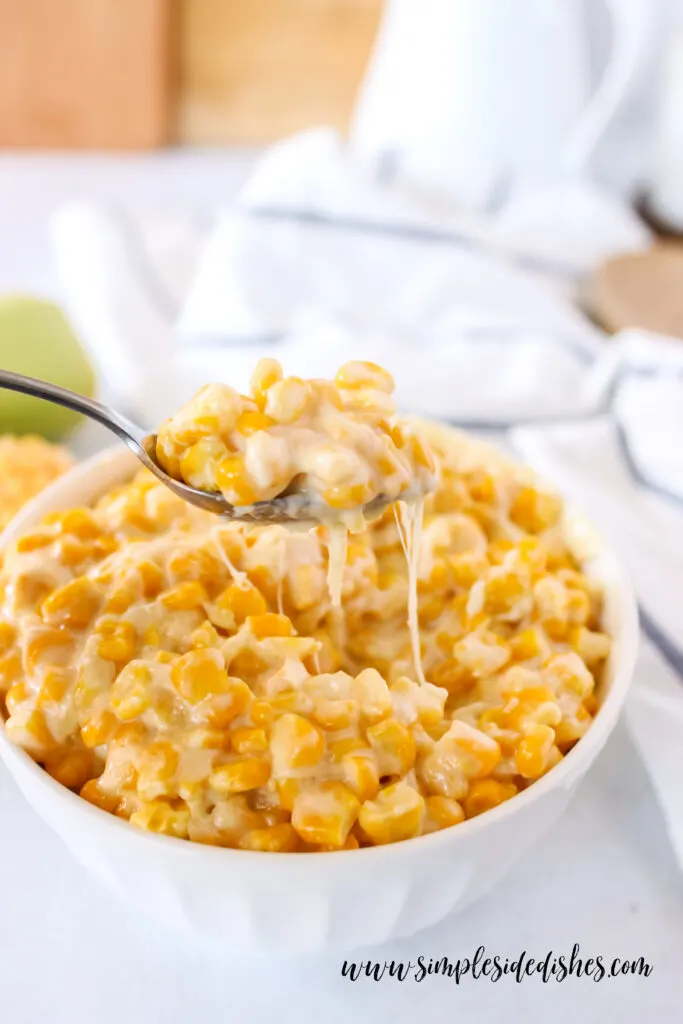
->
<box><xmin>0</xmin><ymin>295</ymin><xmax>96</xmax><ymax>439</ymax></box>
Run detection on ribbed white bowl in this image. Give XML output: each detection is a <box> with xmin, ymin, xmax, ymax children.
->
<box><xmin>0</xmin><ymin>446</ymin><xmax>639</xmax><ymax>952</ymax></box>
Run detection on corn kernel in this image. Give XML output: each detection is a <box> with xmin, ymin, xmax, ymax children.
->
<box><xmin>366</xmin><ymin>718</ymin><xmax>416</xmax><ymax>776</ymax></box>
<box><xmin>97</xmin><ymin>619</ymin><xmax>137</xmax><ymax>663</ymax></box>
<box><xmin>335</xmin><ymin>360</ymin><xmax>395</xmax><ymax>393</ymax></box>
<box><xmin>210</xmin><ymin>758</ymin><xmax>270</xmax><ymax>794</ymax></box>
<box><xmin>80</xmin><ymin>710</ymin><xmax>117</xmax><ymax>748</ymax></box>
<box><xmin>291</xmin><ymin>782</ymin><xmax>360</xmax><ymax>847</ymax></box>
<box><xmin>45</xmin><ymin>749</ymin><xmax>94</xmax><ymax>791</ymax></box>
<box><xmin>515</xmin><ymin>724</ymin><xmax>556</xmax><ymax>779</ymax></box>
<box><xmin>217</xmin><ymin>581</ymin><xmax>267</xmax><ymax>623</ymax></box>
<box><xmin>358</xmin><ymin>782</ymin><xmax>424</xmax><ymax>845</ymax></box>
<box><xmin>271</xmin><ymin>713</ymin><xmax>325</xmax><ymax>774</ymax></box>
<box><xmin>42</xmin><ymin>578</ymin><xmax>101</xmax><ymax>629</ymax></box>
<box><xmin>247</xmin><ymin>612</ymin><xmax>293</xmax><ymax>639</ymax></box>
<box><xmin>231</xmin><ymin>726</ymin><xmax>268</xmax><ymax>755</ymax></box>
<box><xmin>342</xmin><ymin>754</ymin><xmax>380</xmax><ymax>802</ymax></box>
<box><xmin>161</xmin><ymin>580</ymin><xmax>207</xmax><ymax>611</ymax></box>
<box><xmin>425</xmin><ymin>795</ymin><xmax>465</xmax><ymax>832</ymax></box>
<box><xmin>130</xmin><ymin>801</ymin><xmax>190</xmax><ymax>838</ymax></box>
<box><xmin>216</xmin><ymin>456</ymin><xmax>258</xmax><ymax>505</ymax></box>
<box><xmin>250</xmin><ymin>357</ymin><xmax>283</xmax><ymax>410</ymax></box>
<box><xmin>464</xmin><ymin>779</ymin><xmax>517</xmax><ymax>818</ymax></box>
<box><xmin>80</xmin><ymin>779</ymin><xmax>121</xmax><ymax>814</ymax></box>
<box><xmin>239</xmin><ymin>823</ymin><xmax>299</xmax><ymax>852</ymax></box>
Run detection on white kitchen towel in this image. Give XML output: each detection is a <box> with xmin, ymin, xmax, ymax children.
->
<box><xmin>50</xmin><ymin>128</ymin><xmax>649</xmax><ymax>425</ymax></box>
<box><xmin>514</xmin><ymin>329</ymin><xmax>683</xmax><ymax>865</ymax></box>
<box><xmin>49</xmin><ymin>127</ymin><xmax>683</xmax><ymax>866</ymax></box>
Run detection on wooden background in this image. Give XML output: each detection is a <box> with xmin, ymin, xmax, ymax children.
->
<box><xmin>0</xmin><ymin>0</ymin><xmax>383</xmax><ymax>148</ymax></box>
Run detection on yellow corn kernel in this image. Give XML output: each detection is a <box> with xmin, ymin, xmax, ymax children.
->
<box><xmin>464</xmin><ymin>779</ymin><xmax>517</xmax><ymax>818</ymax></box>
<box><xmin>291</xmin><ymin>781</ymin><xmax>360</xmax><ymax>847</ymax></box>
<box><xmin>544</xmin><ymin>652</ymin><xmax>594</xmax><ymax>699</ymax></box>
<box><xmin>358</xmin><ymin>781</ymin><xmax>424</xmax><ymax>845</ymax></box>
<box><xmin>426</xmin><ymin>795</ymin><xmax>465</xmax><ymax>832</ymax></box>
<box><xmin>37</xmin><ymin>669</ymin><xmax>69</xmax><ymax>706</ymax></box>
<box><xmin>236</xmin><ymin>410</ymin><xmax>274</xmax><ymax>436</ymax></box>
<box><xmin>45</xmin><ymin>749</ymin><xmax>94</xmax><ymax>791</ymax></box>
<box><xmin>15</xmin><ymin>710</ymin><xmax>57</xmax><ymax>754</ymax></box>
<box><xmin>429</xmin><ymin>658</ymin><xmax>474</xmax><ymax>696</ymax></box>
<box><xmin>41</xmin><ymin>578</ymin><xmax>101</xmax><ymax>629</ymax></box>
<box><xmin>509</xmin><ymin>486</ymin><xmax>562</xmax><ymax>533</ymax></box>
<box><xmin>25</xmin><ymin>628</ymin><xmax>72</xmax><ymax>673</ymax></box>
<box><xmin>321</xmin><ymin>482</ymin><xmax>371</xmax><ymax>510</ymax></box>
<box><xmin>351</xmin><ymin>667</ymin><xmax>392</xmax><ymax>722</ymax></box>
<box><xmin>105</xmin><ymin>580</ymin><xmax>138</xmax><ymax>614</ymax></box>
<box><xmin>130</xmin><ymin>801</ymin><xmax>190</xmax><ymax>839</ymax></box>
<box><xmin>5</xmin><ymin>681</ymin><xmax>27</xmax><ymax>716</ymax></box>
<box><xmin>210</xmin><ymin>758</ymin><xmax>271</xmax><ymax>795</ymax></box>
<box><xmin>80</xmin><ymin>779</ymin><xmax>121</xmax><ymax>814</ymax></box>
<box><xmin>216</xmin><ymin>456</ymin><xmax>258</xmax><ymax>505</ymax></box>
<box><xmin>247</xmin><ymin>612</ymin><xmax>293</xmax><ymax>639</ymax></box>
<box><xmin>80</xmin><ymin>710</ymin><xmax>117</xmax><ymax>749</ymax></box>
<box><xmin>483</xmin><ymin>572</ymin><xmax>528</xmax><ymax>616</ymax></box>
<box><xmin>0</xmin><ymin>621</ymin><xmax>15</xmax><ymax>657</ymax></box>
<box><xmin>569</xmin><ymin>627</ymin><xmax>611</xmax><ymax>667</ymax></box>
<box><xmin>57</xmin><ymin>508</ymin><xmax>102</xmax><ymax>540</ymax></box>
<box><xmin>449</xmin><ymin>551</ymin><xmax>489</xmax><ymax>590</ymax></box>
<box><xmin>250</xmin><ymin>357</ymin><xmax>283</xmax><ymax>410</ymax></box>
<box><xmin>270</xmin><ymin>713</ymin><xmax>325</xmax><ymax>774</ymax></box>
<box><xmin>217</xmin><ymin>581</ymin><xmax>267</xmax><ymax>623</ymax></box>
<box><xmin>366</xmin><ymin>718</ymin><xmax>416</xmax><ymax>777</ymax></box>
<box><xmin>0</xmin><ymin>651</ymin><xmax>21</xmax><ymax>693</ymax></box>
<box><xmin>276</xmin><ymin>777</ymin><xmax>302</xmax><ymax>812</ymax></box>
<box><xmin>342</xmin><ymin>754</ymin><xmax>380</xmax><ymax>802</ymax></box>
<box><xmin>239</xmin><ymin>823</ymin><xmax>299</xmax><ymax>852</ymax></box>
<box><xmin>327</xmin><ymin>736</ymin><xmax>365</xmax><ymax>763</ymax></box>
<box><xmin>270</xmin><ymin>689</ymin><xmax>315</xmax><ymax>716</ymax></box>
<box><xmin>161</xmin><ymin>580</ymin><xmax>207</xmax><ymax>611</ymax></box>
<box><xmin>510</xmin><ymin>627</ymin><xmax>546</xmax><ymax>662</ymax></box>
<box><xmin>96</xmin><ymin>619</ymin><xmax>137</xmax><ymax>663</ymax></box>
<box><xmin>390</xmin><ymin>677</ymin><xmax>447</xmax><ymax>728</ymax></box>
<box><xmin>335</xmin><ymin>360</ymin><xmax>395</xmax><ymax>393</ymax></box>
<box><xmin>313</xmin><ymin>698</ymin><xmax>356</xmax><ymax>731</ymax></box>
<box><xmin>111</xmin><ymin>666</ymin><xmax>152</xmax><ymax>721</ymax></box>
<box><xmin>205</xmin><ymin>678</ymin><xmax>253</xmax><ymax>729</ymax></box>
<box><xmin>179</xmin><ymin>436</ymin><xmax>228</xmax><ymax>486</ymax></box>
<box><xmin>170</xmin><ymin>649</ymin><xmax>229</xmax><ymax>702</ymax></box>
<box><xmin>229</xmin><ymin>647</ymin><xmax>268</xmax><ymax>679</ymax></box>
<box><xmin>515</xmin><ymin>724</ymin><xmax>556</xmax><ymax>779</ymax></box>
<box><xmin>264</xmin><ymin>376</ymin><xmax>311</xmax><ymax>424</ymax></box>
<box><xmin>190</xmin><ymin>620</ymin><xmax>220</xmax><ymax>650</ymax></box>
<box><xmin>566</xmin><ymin>588</ymin><xmax>591</xmax><ymax>626</ymax></box>
<box><xmin>16</xmin><ymin>531</ymin><xmax>55</xmax><ymax>553</ymax></box>
<box><xmin>249</xmin><ymin>700</ymin><xmax>273</xmax><ymax>729</ymax></box>
<box><xmin>137</xmin><ymin>561</ymin><xmax>165</xmax><ymax>598</ymax></box>
<box><xmin>231</xmin><ymin>726</ymin><xmax>268</xmax><ymax>755</ymax></box>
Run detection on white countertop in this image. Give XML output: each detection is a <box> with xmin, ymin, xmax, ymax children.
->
<box><xmin>0</xmin><ymin>152</ymin><xmax>681</xmax><ymax>1023</ymax></box>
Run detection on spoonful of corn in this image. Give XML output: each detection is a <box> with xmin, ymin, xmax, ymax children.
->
<box><xmin>0</xmin><ymin>360</ymin><xmax>435</xmax><ymax>526</ymax></box>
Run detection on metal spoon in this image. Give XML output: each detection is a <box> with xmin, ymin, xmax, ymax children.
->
<box><xmin>0</xmin><ymin>369</ymin><xmax>397</xmax><ymax>524</ymax></box>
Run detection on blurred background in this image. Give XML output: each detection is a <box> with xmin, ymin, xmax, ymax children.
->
<box><xmin>1</xmin><ymin>0</ymin><xmax>683</xmax><ymax>452</ymax></box>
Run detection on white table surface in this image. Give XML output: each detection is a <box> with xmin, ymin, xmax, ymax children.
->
<box><xmin>0</xmin><ymin>152</ymin><xmax>681</xmax><ymax>1023</ymax></box>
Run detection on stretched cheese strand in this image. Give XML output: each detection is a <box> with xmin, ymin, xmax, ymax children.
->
<box><xmin>394</xmin><ymin>499</ymin><xmax>427</xmax><ymax>686</ymax></box>
<box><xmin>325</xmin><ymin>523</ymin><xmax>349</xmax><ymax>608</ymax></box>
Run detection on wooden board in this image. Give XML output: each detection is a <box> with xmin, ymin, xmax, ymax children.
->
<box><xmin>0</xmin><ymin>0</ymin><xmax>172</xmax><ymax>149</ymax></box>
<box><xmin>177</xmin><ymin>0</ymin><xmax>382</xmax><ymax>144</ymax></box>
<box><xmin>587</xmin><ymin>244</ymin><xmax>683</xmax><ymax>338</ymax></box>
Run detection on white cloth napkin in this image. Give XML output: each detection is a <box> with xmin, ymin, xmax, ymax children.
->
<box><xmin>49</xmin><ymin>127</ymin><xmax>683</xmax><ymax>865</ymax></box>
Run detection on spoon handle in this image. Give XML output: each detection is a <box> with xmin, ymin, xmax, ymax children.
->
<box><xmin>0</xmin><ymin>368</ymin><xmax>144</xmax><ymax>447</ymax></box>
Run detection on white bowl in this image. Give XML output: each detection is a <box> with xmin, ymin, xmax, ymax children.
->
<box><xmin>0</xmin><ymin>446</ymin><xmax>639</xmax><ymax>952</ymax></box>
